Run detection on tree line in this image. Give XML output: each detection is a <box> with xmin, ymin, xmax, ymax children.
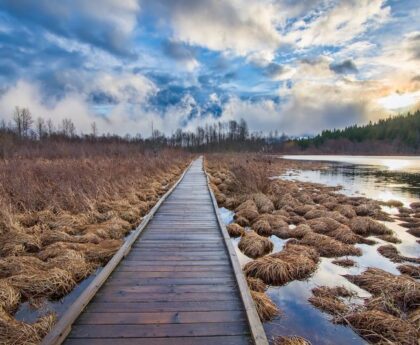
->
<box><xmin>295</xmin><ymin>110</ymin><xmax>420</xmax><ymax>151</ymax></box>
<box><xmin>0</xmin><ymin>106</ymin><xmax>286</xmax><ymax>157</ymax></box>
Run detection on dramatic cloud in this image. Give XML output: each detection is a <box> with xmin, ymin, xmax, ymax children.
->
<box><xmin>287</xmin><ymin>0</ymin><xmax>390</xmax><ymax>48</ymax></box>
<box><xmin>1</xmin><ymin>0</ymin><xmax>141</xmax><ymax>56</ymax></box>
<box><xmin>144</xmin><ymin>0</ymin><xmax>283</xmax><ymax>57</ymax></box>
<box><xmin>0</xmin><ymin>0</ymin><xmax>419</xmax><ymax>136</ymax></box>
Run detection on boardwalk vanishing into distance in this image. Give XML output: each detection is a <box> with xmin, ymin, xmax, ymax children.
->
<box><xmin>43</xmin><ymin>157</ymin><xmax>268</xmax><ymax>345</ymax></box>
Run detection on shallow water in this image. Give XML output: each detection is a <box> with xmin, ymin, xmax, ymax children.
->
<box><xmin>15</xmin><ymin>268</ymin><xmax>102</xmax><ymax>323</ymax></box>
<box><xmin>219</xmin><ymin>156</ymin><xmax>420</xmax><ymax>345</ymax></box>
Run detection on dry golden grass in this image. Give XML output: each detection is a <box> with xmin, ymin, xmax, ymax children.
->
<box><xmin>332</xmin><ymin>258</ymin><xmax>356</xmax><ymax>267</ymax></box>
<box><xmin>0</xmin><ymin>308</ymin><xmax>56</xmax><ymax>345</ymax></box>
<box><xmin>308</xmin><ymin>286</ymin><xmax>354</xmax><ymax>316</ymax></box>
<box><xmin>349</xmin><ymin>217</ymin><xmax>392</xmax><ymax>236</ymax></box>
<box><xmin>272</xmin><ymin>224</ymin><xmax>311</xmax><ymax>240</ymax></box>
<box><xmin>397</xmin><ymin>264</ymin><xmax>420</xmax><ymax>279</ymax></box>
<box><xmin>274</xmin><ymin>336</ymin><xmax>312</xmax><ymax>345</ymax></box>
<box><xmin>375</xmin><ymin>234</ymin><xmax>401</xmax><ymax>244</ymax></box>
<box><xmin>298</xmin><ymin>232</ymin><xmax>362</xmax><ymax>257</ymax></box>
<box><xmin>205</xmin><ymin>154</ymin><xmax>420</xmax><ymax>345</ymax></box>
<box><xmin>244</xmin><ymin>243</ymin><xmax>319</xmax><ymax>285</ymax></box>
<box><xmin>238</xmin><ymin>231</ymin><xmax>273</xmax><ymax>258</ymax></box>
<box><xmin>344</xmin><ymin>268</ymin><xmax>419</xmax><ymax>315</ymax></box>
<box><xmin>377</xmin><ymin>244</ymin><xmax>420</xmax><ymax>263</ymax></box>
<box><xmin>0</xmin><ymin>281</ymin><xmax>20</xmax><ymax>314</ymax></box>
<box><xmin>226</xmin><ymin>223</ymin><xmax>245</xmax><ymax>237</ymax></box>
<box><xmin>250</xmin><ymin>290</ymin><xmax>280</xmax><ymax>321</ymax></box>
<box><xmin>252</xmin><ymin>219</ymin><xmax>272</xmax><ymax>236</ymax></box>
<box><xmin>336</xmin><ymin>310</ymin><xmax>418</xmax><ymax>345</ymax></box>
<box><xmin>246</xmin><ymin>277</ymin><xmax>267</xmax><ymax>292</ymax></box>
<box><xmin>407</xmin><ymin>227</ymin><xmax>420</xmax><ymax>237</ymax></box>
<box><xmin>0</xmin><ymin>148</ymin><xmax>190</xmax><ymax>341</ymax></box>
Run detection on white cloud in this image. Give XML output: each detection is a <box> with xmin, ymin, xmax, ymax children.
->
<box><xmin>146</xmin><ymin>0</ymin><xmax>283</xmax><ymax>57</ymax></box>
<box><xmin>90</xmin><ymin>73</ymin><xmax>157</xmax><ymax>104</ymax></box>
<box><xmin>0</xmin><ymin>81</ymin><xmax>95</xmax><ymax>132</ymax></box>
<box><xmin>287</xmin><ymin>0</ymin><xmax>390</xmax><ymax>48</ymax></box>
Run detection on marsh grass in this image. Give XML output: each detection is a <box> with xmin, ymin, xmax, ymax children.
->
<box><xmin>0</xmin><ymin>145</ymin><xmax>190</xmax><ymax>342</ymax></box>
<box><xmin>274</xmin><ymin>336</ymin><xmax>312</xmax><ymax>345</ymax></box>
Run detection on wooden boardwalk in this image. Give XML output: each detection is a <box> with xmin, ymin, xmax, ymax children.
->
<box><xmin>44</xmin><ymin>157</ymin><xmax>267</xmax><ymax>345</ymax></box>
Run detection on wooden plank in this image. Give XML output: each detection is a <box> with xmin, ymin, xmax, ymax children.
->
<box><xmin>104</xmin><ymin>277</ymin><xmax>236</xmax><ymax>286</ymax></box>
<box><xmin>123</xmin><ymin>255</ymin><xmax>228</xmax><ymax>261</ymax></box>
<box><xmin>117</xmin><ymin>265</ymin><xmax>231</xmax><ymax>272</ymax></box>
<box><xmin>68</xmin><ymin>322</ymin><xmax>249</xmax><ymax>338</ymax></box>
<box><xmin>65</xmin><ymin>335</ymin><xmax>251</xmax><ymax>345</ymax></box>
<box><xmin>95</xmin><ymin>284</ymin><xmax>236</xmax><ymax>294</ymax></box>
<box><xmin>93</xmin><ymin>291</ymin><xmax>237</xmax><ymax>303</ymax></box>
<box><xmin>76</xmin><ymin>310</ymin><xmax>246</xmax><ymax>325</ymax></box>
<box><xmin>119</xmin><ymin>260</ymin><xmax>229</xmax><ymax>265</ymax></box>
<box><xmin>110</xmin><ymin>271</ymin><xmax>232</xmax><ymax>278</ymax></box>
<box><xmin>86</xmin><ymin>301</ymin><xmax>243</xmax><ymax>313</ymax></box>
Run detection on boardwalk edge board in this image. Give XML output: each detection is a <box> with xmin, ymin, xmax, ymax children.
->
<box><xmin>204</xmin><ymin>159</ymin><xmax>269</xmax><ymax>345</ymax></box>
<box><xmin>41</xmin><ymin>160</ymin><xmax>194</xmax><ymax>345</ymax></box>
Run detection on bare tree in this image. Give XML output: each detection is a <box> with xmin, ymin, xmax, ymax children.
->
<box><xmin>13</xmin><ymin>106</ymin><xmax>33</xmax><ymax>137</ymax></box>
<box><xmin>91</xmin><ymin>121</ymin><xmax>98</xmax><ymax>138</ymax></box>
<box><xmin>36</xmin><ymin>117</ymin><xmax>46</xmax><ymax>139</ymax></box>
<box><xmin>61</xmin><ymin>118</ymin><xmax>76</xmax><ymax>137</ymax></box>
<box><xmin>46</xmin><ymin>118</ymin><xmax>54</xmax><ymax>136</ymax></box>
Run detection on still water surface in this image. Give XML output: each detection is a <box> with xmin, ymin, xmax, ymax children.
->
<box><xmin>220</xmin><ymin>155</ymin><xmax>420</xmax><ymax>345</ymax></box>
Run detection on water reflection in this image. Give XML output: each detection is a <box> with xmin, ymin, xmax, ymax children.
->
<box><xmin>219</xmin><ymin>156</ymin><xmax>420</xmax><ymax>345</ymax></box>
<box><xmin>281</xmin><ymin>155</ymin><xmax>420</xmax><ymax>173</ymax></box>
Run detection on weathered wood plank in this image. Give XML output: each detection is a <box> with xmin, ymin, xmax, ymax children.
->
<box><xmin>65</xmin><ymin>335</ymin><xmax>251</xmax><ymax>345</ymax></box>
<box><xmin>68</xmin><ymin>322</ymin><xmax>249</xmax><ymax>338</ymax></box>
<box><xmin>76</xmin><ymin>310</ymin><xmax>246</xmax><ymax>325</ymax></box>
<box><xmin>85</xmin><ymin>301</ymin><xmax>243</xmax><ymax>313</ymax></box>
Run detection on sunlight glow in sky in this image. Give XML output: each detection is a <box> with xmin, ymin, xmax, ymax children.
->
<box><xmin>377</xmin><ymin>91</ymin><xmax>420</xmax><ymax>110</ymax></box>
<box><xmin>0</xmin><ymin>0</ymin><xmax>419</xmax><ymax>136</ymax></box>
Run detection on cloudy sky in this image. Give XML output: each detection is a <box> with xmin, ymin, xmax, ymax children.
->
<box><xmin>0</xmin><ymin>0</ymin><xmax>419</xmax><ymax>136</ymax></box>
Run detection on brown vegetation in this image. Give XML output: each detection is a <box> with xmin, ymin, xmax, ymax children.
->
<box><xmin>238</xmin><ymin>231</ymin><xmax>273</xmax><ymax>258</ymax></box>
<box><xmin>0</xmin><ymin>146</ymin><xmax>190</xmax><ymax>342</ymax></box>
<box><xmin>250</xmin><ymin>290</ymin><xmax>280</xmax><ymax>321</ymax></box>
<box><xmin>0</xmin><ymin>309</ymin><xmax>56</xmax><ymax>345</ymax></box>
<box><xmin>332</xmin><ymin>258</ymin><xmax>356</xmax><ymax>267</ymax></box>
<box><xmin>297</xmin><ymin>232</ymin><xmax>362</xmax><ymax>257</ymax></box>
<box><xmin>274</xmin><ymin>336</ymin><xmax>312</xmax><ymax>345</ymax></box>
<box><xmin>377</xmin><ymin>244</ymin><xmax>420</xmax><ymax>263</ymax></box>
<box><xmin>204</xmin><ymin>154</ymin><xmax>419</xmax><ymax>344</ymax></box>
<box><xmin>243</xmin><ymin>243</ymin><xmax>319</xmax><ymax>285</ymax></box>
<box><xmin>246</xmin><ymin>277</ymin><xmax>267</xmax><ymax>292</ymax></box>
<box><xmin>407</xmin><ymin>227</ymin><xmax>420</xmax><ymax>237</ymax></box>
<box><xmin>336</xmin><ymin>310</ymin><xmax>418</xmax><ymax>345</ymax></box>
<box><xmin>226</xmin><ymin>223</ymin><xmax>244</xmax><ymax>237</ymax></box>
<box><xmin>335</xmin><ymin>268</ymin><xmax>420</xmax><ymax>344</ymax></box>
<box><xmin>397</xmin><ymin>264</ymin><xmax>420</xmax><ymax>279</ymax></box>
<box><xmin>308</xmin><ymin>286</ymin><xmax>353</xmax><ymax>316</ymax></box>
<box><xmin>345</xmin><ymin>268</ymin><xmax>419</xmax><ymax>317</ymax></box>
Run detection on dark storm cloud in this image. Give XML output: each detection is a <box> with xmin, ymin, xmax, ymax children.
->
<box><xmin>329</xmin><ymin>60</ymin><xmax>358</xmax><ymax>74</ymax></box>
<box><xmin>0</xmin><ymin>0</ymin><xmax>139</xmax><ymax>57</ymax></box>
<box><xmin>162</xmin><ymin>40</ymin><xmax>196</xmax><ymax>62</ymax></box>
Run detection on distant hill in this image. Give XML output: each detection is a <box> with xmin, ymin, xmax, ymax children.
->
<box><xmin>283</xmin><ymin>110</ymin><xmax>420</xmax><ymax>155</ymax></box>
